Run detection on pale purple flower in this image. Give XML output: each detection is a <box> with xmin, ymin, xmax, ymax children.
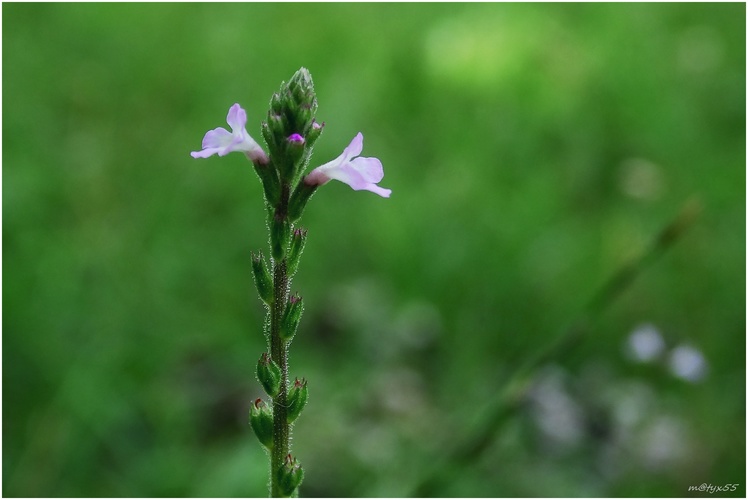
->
<box><xmin>304</xmin><ymin>133</ymin><xmax>391</xmax><ymax>198</ymax></box>
<box><xmin>191</xmin><ymin>103</ymin><xmax>267</xmax><ymax>163</ymax></box>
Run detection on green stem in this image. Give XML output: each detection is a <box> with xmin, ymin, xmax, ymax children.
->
<box><xmin>270</xmin><ymin>184</ymin><xmax>291</xmax><ymax>497</ymax></box>
<box><xmin>270</xmin><ymin>258</ymin><xmax>289</xmax><ymax>497</ymax></box>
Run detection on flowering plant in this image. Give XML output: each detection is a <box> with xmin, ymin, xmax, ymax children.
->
<box><xmin>191</xmin><ymin>68</ymin><xmax>389</xmax><ymax>497</ymax></box>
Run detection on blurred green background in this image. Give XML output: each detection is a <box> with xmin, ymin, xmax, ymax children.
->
<box><xmin>4</xmin><ymin>3</ymin><xmax>745</xmax><ymax>497</ymax></box>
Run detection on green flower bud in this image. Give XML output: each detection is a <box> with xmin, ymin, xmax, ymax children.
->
<box><xmin>251</xmin><ymin>252</ymin><xmax>273</xmax><ymax>305</ymax></box>
<box><xmin>278</xmin><ymin>69</ymin><xmax>317</xmax><ymax>140</ymax></box>
<box><xmin>287</xmin><ymin>228</ymin><xmax>307</xmax><ymax>277</ymax></box>
<box><xmin>252</xmin><ymin>158</ymin><xmax>280</xmax><ymax>209</ymax></box>
<box><xmin>270</xmin><ymin>92</ymin><xmax>283</xmax><ymax>115</ymax></box>
<box><xmin>288</xmin><ymin>181</ymin><xmax>318</xmax><ymax>223</ymax></box>
<box><xmin>277</xmin><ymin>133</ymin><xmax>306</xmax><ymax>181</ymax></box>
<box><xmin>256</xmin><ymin>353</ymin><xmax>281</xmax><ymax>398</ymax></box>
<box><xmin>305</xmin><ymin>119</ymin><xmax>324</xmax><ymax>147</ymax></box>
<box><xmin>270</xmin><ymin>212</ymin><xmax>290</xmax><ymax>260</ymax></box>
<box><xmin>261</xmin><ymin>120</ymin><xmax>280</xmax><ymax>159</ymax></box>
<box><xmin>287</xmin><ymin>377</ymin><xmax>309</xmax><ymax>423</ymax></box>
<box><xmin>282</xmin><ymin>92</ymin><xmax>300</xmax><ymax>122</ymax></box>
<box><xmin>287</xmin><ymin>132</ymin><xmax>305</xmax><ymax>161</ymax></box>
<box><xmin>281</xmin><ymin>293</ymin><xmax>304</xmax><ymax>342</ymax></box>
<box><xmin>288</xmin><ymin>67</ymin><xmax>316</xmax><ymax>106</ymax></box>
<box><xmin>276</xmin><ymin>454</ymin><xmax>304</xmax><ymax>497</ymax></box>
<box><xmin>249</xmin><ymin>398</ymin><xmax>274</xmax><ymax>450</ymax></box>
<box><xmin>295</xmin><ymin>105</ymin><xmax>313</xmax><ymax>135</ymax></box>
<box><xmin>264</xmin><ymin>68</ymin><xmax>320</xmax><ymax>186</ymax></box>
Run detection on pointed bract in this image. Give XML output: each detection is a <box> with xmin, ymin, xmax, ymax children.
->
<box><xmin>287</xmin><ymin>377</ymin><xmax>309</xmax><ymax>423</ymax></box>
<box><xmin>287</xmin><ymin>228</ymin><xmax>308</xmax><ymax>276</ymax></box>
<box><xmin>249</xmin><ymin>398</ymin><xmax>274</xmax><ymax>449</ymax></box>
<box><xmin>277</xmin><ymin>454</ymin><xmax>304</xmax><ymax>497</ymax></box>
<box><xmin>251</xmin><ymin>252</ymin><xmax>274</xmax><ymax>304</ymax></box>
<box><xmin>281</xmin><ymin>294</ymin><xmax>304</xmax><ymax>342</ymax></box>
<box><xmin>257</xmin><ymin>353</ymin><xmax>282</xmax><ymax>397</ymax></box>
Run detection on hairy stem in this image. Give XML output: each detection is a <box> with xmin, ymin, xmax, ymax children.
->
<box><xmin>270</xmin><ymin>183</ymin><xmax>292</xmax><ymax>497</ymax></box>
<box><xmin>270</xmin><ymin>258</ymin><xmax>289</xmax><ymax>497</ymax></box>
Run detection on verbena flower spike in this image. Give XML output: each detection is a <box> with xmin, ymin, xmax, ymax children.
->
<box><xmin>190</xmin><ymin>68</ymin><xmax>390</xmax><ymax>497</ymax></box>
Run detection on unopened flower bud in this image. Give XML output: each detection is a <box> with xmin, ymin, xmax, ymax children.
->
<box><xmin>269</xmin><ymin>113</ymin><xmax>284</xmax><ymax>135</ymax></box>
<box><xmin>295</xmin><ymin>105</ymin><xmax>313</xmax><ymax>134</ymax></box>
<box><xmin>306</xmin><ymin>119</ymin><xmax>324</xmax><ymax>145</ymax></box>
<box><xmin>287</xmin><ymin>377</ymin><xmax>309</xmax><ymax>423</ymax></box>
<box><xmin>275</xmin><ymin>68</ymin><xmax>318</xmax><ymax>150</ymax></box>
<box><xmin>249</xmin><ymin>398</ymin><xmax>274</xmax><ymax>449</ymax></box>
<box><xmin>251</xmin><ymin>252</ymin><xmax>273</xmax><ymax>304</ymax></box>
<box><xmin>288</xmin><ymin>67</ymin><xmax>316</xmax><ymax>108</ymax></box>
<box><xmin>276</xmin><ymin>454</ymin><xmax>304</xmax><ymax>497</ymax></box>
<box><xmin>261</xmin><ymin>120</ymin><xmax>277</xmax><ymax>151</ymax></box>
<box><xmin>270</xmin><ymin>212</ymin><xmax>290</xmax><ymax>260</ymax></box>
<box><xmin>288</xmin><ymin>181</ymin><xmax>318</xmax><ymax>222</ymax></box>
<box><xmin>270</xmin><ymin>92</ymin><xmax>283</xmax><ymax>115</ymax></box>
<box><xmin>280</xmin><ymin>294</ymin><xmax>303</xmax><ymax>342</ymax></box>
<box><xmin>286</xmin><ymin>133</ymin><xmax>306</xmax><ymax>174</ymax></box>
<box><xmin>255</xmin><ymin>161</ymin><xmax>280</xmax><ymax>206</ymax></box>
<box><xmin>288</xmin><ymin>133</ymin><xmax>305</xmax><ymax>145</ymax></box>
<box><xmin>256</xmin><ymin>353</ymin><xmax>282</xmax><ymax>397</ymax></box>
<box><xmin>287</xmin><ymin>228</ymin><xmax>307</xmax><ymax>277</ymax></box>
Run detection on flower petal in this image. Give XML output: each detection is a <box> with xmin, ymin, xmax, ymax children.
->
<box><xmin>323</xmin><ymin>158</ymin><xmax>391</xmax><ymax>197</ymax></box>
<box><xmin>341</xmin><ymin>132</ymin><xmax>364</xmax><ymax>160</ymax></box>
<box><xmin>191</xmin><ymin>147</ymin><xmax>223</xmax><ymax>159</ymax></box>
<box><xmin>363</xmin><ymin>184</ymin><xmax>392</xmax><ymax>198</ymax></box>
<box><xmin>349</xmin><ymin>156</ymin><xmax>384</xmax><ymax>183</ymax></box>
<box><xmin>325</xmin><ymin>157</ymin><xmax>384</xmax><ymax>189</ymax></box>
<box><xmin>191</xmin><ymin>104</ymin><xmax>268</xmax><ymax>162</ymax></box>
<box><xmin>201</xmin><ymin>127</ymin><xmax>233</xmax><ymax>149</ymax></box>
<box><xmin>303</xmin><ymin>133</ymin><xmax>390</xmax><ymax>197</ymax></box>
<box><xmin>226</xmin><ymin>103</ymin><xmax>247</xmax><ymax>132</ymax></box>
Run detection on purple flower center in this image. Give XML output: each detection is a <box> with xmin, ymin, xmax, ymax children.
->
<box><xmin>288</xmin><ymin>133</ymin><xmax>305</xmax><ymax>144</ymax></box>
